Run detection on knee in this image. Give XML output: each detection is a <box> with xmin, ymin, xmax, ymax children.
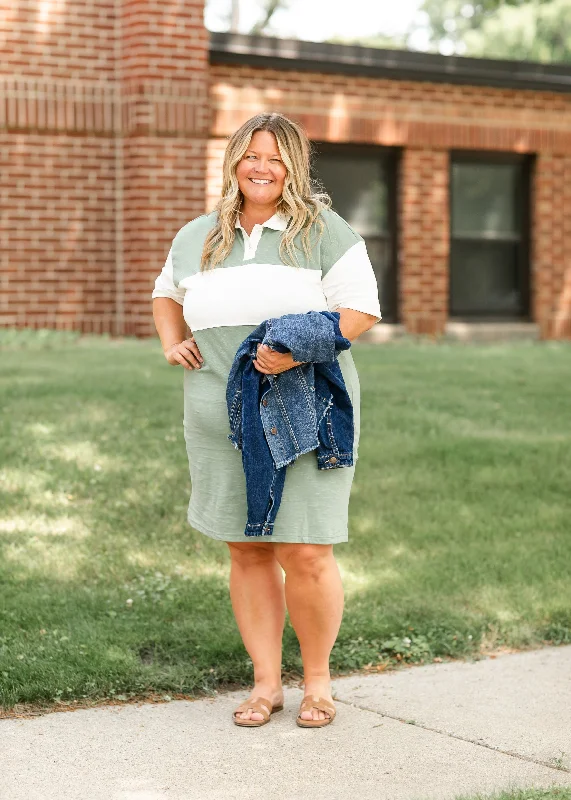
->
<box><xmin>227</xmin><ymin>541</ymin><xmax>277</xmax><ymax>567</ymax></box>
<box><xmin>275</xmin><ymin>544</ymin><xmax>333</xmax><ymax>579</ymax></box>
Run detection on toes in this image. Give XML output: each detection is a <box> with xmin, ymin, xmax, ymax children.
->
<box><xmin>300</xmin><ymin>708</ymin><xmax>331</xmax><ymax>721</ymax></box>
<box><xmin>235</xmin><ymin>706</ymin><xmax>265</xmax><ymax>721</ymax></box>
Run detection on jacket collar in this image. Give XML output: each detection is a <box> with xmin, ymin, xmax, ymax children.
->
<box><xmin>235</xmin><ymin>212</ymin><xmax>289</xmax><ymax>232</ymax></box>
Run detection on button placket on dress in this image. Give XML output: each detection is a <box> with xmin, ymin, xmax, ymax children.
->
<box><xmin>241</xmin><ymin>223</ymin><xmax>264</xmax><ymax>261</ymax></box>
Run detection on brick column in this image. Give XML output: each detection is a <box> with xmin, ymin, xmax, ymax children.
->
<box><xmin>533</xmin><ymin>154</ymin><xmax>571</xmax><ymax>339</ymax></box>
<box><xmin>399</xmin><ymin>148</ymin><xmax>450</xmax><ymax>336</ymax></box>
<box><xmin>0</xmin><ymin>0</ymin><xmax>118</xmax><ymax>333</ymax></box>
<box><xmin>119</xmin><ymin>0</ymin><xmax>210</xmax><ymax>336</ymax></box>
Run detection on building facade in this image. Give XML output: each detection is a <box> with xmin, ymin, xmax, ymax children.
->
<box><xmin>1</xmin><ymin>1</ymin><xmax>570</xmax><ymax>338</ymax></box>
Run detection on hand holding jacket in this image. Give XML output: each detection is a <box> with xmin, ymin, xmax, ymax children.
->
<box><xmin>253</xmin><ymin>343</ymin><xmax>304</xmax><ymax>375</ymax></box>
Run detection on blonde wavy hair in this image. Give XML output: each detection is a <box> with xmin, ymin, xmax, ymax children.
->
<box><xmin>200</xmin><ymin>112</ymin><xmax>331</xmax><ymax>271</ymax></box>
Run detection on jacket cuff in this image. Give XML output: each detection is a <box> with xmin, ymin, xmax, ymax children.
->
<box><xmin>317</xmin><ymin>452</ymin><xmax>353</xmax><ymax>469</ymax></box>
<box><xmin>244</xmin><ymin>521</ymin><xmax>275</xmax><ymax>536</ymax></box>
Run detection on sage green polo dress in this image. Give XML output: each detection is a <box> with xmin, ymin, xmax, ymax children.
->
<box><xmin>152</xmin><ymin>207</ymin><xmax>382</xmax><ymax>544</ymax></box>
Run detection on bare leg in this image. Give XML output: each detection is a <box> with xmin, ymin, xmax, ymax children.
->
<box><xmin>227</xmin><ymin>542</ymin><xmax>286</xmax><ymax>721</ymax></box>
<box><xmin>274</xmin><ymin>543</ymin><xmax>344</xmax><ymax>722</ymax></box>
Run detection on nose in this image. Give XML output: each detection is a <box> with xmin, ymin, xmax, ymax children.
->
<box><xmin>253</xmin><ymin>157</ymin><xmax>272</xmax><ymax>172</ymax></box>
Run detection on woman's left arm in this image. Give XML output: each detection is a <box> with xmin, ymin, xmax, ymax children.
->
<box><xmin>253</xmin><ymin>308</ymin><xmax>378</xmax><ymax>375</ymax></box>
<box><xmin>337</xmin><ymin>308</ymin><xmax>379</xmax><ymax>342</ymax></box>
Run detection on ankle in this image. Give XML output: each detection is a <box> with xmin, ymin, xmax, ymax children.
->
<box><xmin>252</xmin><ymin>676</ymin><xmax>283</xmax><ymax>693</ymax></box>
<box><xmin>302</xmin><ymin>672</ymin><xmax>332</xmax><ymax>695</ymax></box>
<box><xmin>303</xmin><ymin>669</ymin><xmax>331</xmax><ymax>682</ymax></box>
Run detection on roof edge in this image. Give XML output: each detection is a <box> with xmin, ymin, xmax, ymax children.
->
<box><xmin>209</xmin><ymin>31</ymin><xmax>571</xmax><ymax>94</ymax></box>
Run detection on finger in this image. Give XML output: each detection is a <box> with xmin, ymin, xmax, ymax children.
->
<box><xmin>254</xmin><ymin>350</ymin><xmax>272</xmax><ymax>368</ymax></box>
<box><xmin>262</xmin><ymin>360</ymin><xmax>282</xmax><ymax>373</ymax></box>
<box><xmin>257</xmin><ymin>343</ymin><xmax>274</xmax><ymax>358</ymax></box>
<box><xmin>256</xmin><ymin>356</ymin><xmax>271</xmax><ymax>370</ymax></box>
<box><xmin>254</xmin><ymin>355</ymin><xmax>282</xmax><ymax>374</ymax></box>
<box><xmin>174</xmin><ymin>351</ymin><xmax>194</xmax><ymax>370</ymax></box>
<box><xmin>253</xmin><ymin>360</ymin><xmax>271</xmax><ymax>374</ymax></box>
<box><xmin>186</xmin><ymin>340</ymin><xmax>204</xmax><ymax>363</ymax></box>
<box><xmin>183</xmin><ymin>339</ymin><xmax>201</xmax><ymax>356</ymax></box>
<box><xmin>179</xmin><ymin>344</ymin><xmax>201</xmax><ymax>369</ymax></box>
<box><xmin>257</xmin><ymin>348</ymin><xmax>280</xmax><ymax>366</ymax></box>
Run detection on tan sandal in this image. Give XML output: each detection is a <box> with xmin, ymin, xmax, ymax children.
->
<box><xmin>232</xmin><ymin>696</ymin><xmax>284</xmax><ymax>727</ymax></box>
<box><xmin>296</xmin><ymin>695</ymin><xmax>336</xmax><ymax>728</ymax></box>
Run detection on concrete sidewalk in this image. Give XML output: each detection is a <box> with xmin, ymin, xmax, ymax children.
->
<box><xmin>1</xmin><ymin>645</ymin><xmax>570</xmax><ymax>800</ymax></box>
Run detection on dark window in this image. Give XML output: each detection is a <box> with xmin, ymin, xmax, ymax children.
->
<box><xmin>312</xmin><ymin>144</ymin><xmax>398</xmax><ymax>322</ymax></box>
<box><xmin>450</xmin><ymin>155</ymin><xmax>531</xmax><ymax>318</ymax></box>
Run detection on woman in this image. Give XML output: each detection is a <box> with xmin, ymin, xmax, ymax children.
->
<box><xmin>152</xmin><ymin>112</ymin><xmax>381</xmax><ymax>728</ymax></box>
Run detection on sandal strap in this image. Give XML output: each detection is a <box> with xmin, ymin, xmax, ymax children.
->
<box><xmin>298</xmin><ymin>695</ymin><xmax>336</xmax><ymax>718</ymax></box>
<box><xmin>233</xmin><ymin>696</ymin><xmax>272</xmax><ymax>720</ymax></box>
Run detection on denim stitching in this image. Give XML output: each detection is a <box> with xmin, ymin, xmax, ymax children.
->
<box><xmin>271</xmin><ymin>378</ymin><xmax>301</xmax><ymax>454</ymax></box>
<box><xmin>324</xmin><ymin>401</ymin><xmax>341</xmax><ymax>457</ymax></box>
<box><xmin>294</xmin><ymin>365</ymin><xmax>314</xmax><ymax>410</ymax></box>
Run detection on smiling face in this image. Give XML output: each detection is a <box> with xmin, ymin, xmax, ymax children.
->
<box><xmin>235</xmin><ymin>130</ymin><xmax>287</xmax><ymax>215</ymax></box>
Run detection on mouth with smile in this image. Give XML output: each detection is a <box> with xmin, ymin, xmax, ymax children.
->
<box><xmin>249</xmin><ymin>178</ymin><xmax>272</xmax><ymax>185</ymax></box>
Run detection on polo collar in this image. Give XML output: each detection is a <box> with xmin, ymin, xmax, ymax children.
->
<box><xmin>235</xmin><ymin>212</ymin><xmax>289</xmax><ymax>232</ymax></box>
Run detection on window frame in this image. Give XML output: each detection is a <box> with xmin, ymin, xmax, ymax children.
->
<box><xmin>311</xmin><ymin>141</ymin><xmax>400</xmax><ymax>323</ymax></box>
<box><xmin>448</xmin><ymin>150</ymin><xmax>532</xmax><ymax>320</ymax></box>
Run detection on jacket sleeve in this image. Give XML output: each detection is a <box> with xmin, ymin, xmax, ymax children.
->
<box><xmin>265</xmin><ymin>311</ymin><xmax>349</xmax><ymax>364</ymax></box>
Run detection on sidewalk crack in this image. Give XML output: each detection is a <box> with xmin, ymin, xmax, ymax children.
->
<box><xmin>333</xmin><ymin>698</ymin><xmax>570</xmax><ymax>774</ymax></box>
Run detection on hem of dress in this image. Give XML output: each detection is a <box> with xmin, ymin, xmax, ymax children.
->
<box><xmin>187</xmin><ymin>513</ymin><xmax>348</xmax><ymax>544</ymax></box>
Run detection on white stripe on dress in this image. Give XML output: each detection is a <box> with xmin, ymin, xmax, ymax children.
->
<box><xmin>180</xmin><ymin>263</ymin><xmax>329</xmax><ymax>332</ymax></box>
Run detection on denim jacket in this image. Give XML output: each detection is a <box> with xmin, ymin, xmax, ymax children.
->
<box><xmin>226</xmin><ymin>311</ymin><xmax>354</xmax><ymax>537</ymax></box>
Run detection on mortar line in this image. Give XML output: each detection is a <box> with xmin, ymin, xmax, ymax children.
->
<box><xmin>113</xmin><ymin>0</ymin><xmax>124</xmax><ymax>338</ymax></box>
<box><xmin>333</xmin><ymin>697</ymin><xmax>570</xmax><ymax>774</ymax></box>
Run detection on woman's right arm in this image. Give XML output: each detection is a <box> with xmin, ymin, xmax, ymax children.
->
<box><xmin>152</xmin><ymin>297</ymin><xmax>203</xmax><ymax>370</ymax></box>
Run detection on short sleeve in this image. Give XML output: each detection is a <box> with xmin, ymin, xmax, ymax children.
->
<box><xmin>320</xmin><ymin>211</ymin><xmax>382</xmax><ymax>322</ymax></box>
<box><xmin>151</xmin><ymin>247</ymin><xmax>186</xmax><ymax>306</ymax></box>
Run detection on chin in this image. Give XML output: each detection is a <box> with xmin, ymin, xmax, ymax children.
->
<box><xmin>243</xmin><ymin>191</ymin><xmax>280</xmax><ymax>204</ymax></box>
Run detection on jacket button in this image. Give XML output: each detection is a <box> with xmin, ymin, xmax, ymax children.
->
<box><xmin>270</xmin><ymin>426</ymin><xmax>277</xmax><ymax>434</ymax></box>
<box><xmin>329</xmin><ymin>456</ymin><xmax>337</xmax><ymax>464</ymax></box>
<box><xmin>262</xmin><ymin>398</ymin><xmax>268</xmax><ymax>407</ymax></box>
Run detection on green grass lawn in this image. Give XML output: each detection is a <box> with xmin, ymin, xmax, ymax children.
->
<box><xmin>454</xmin><ymin>787</ymin><xmax>571</xmax><ymax>800</ymax></box>
<box><xmin>1</xmin><ymin>331</ymin><xmax>570</xmax><ymax>712</ymax></box>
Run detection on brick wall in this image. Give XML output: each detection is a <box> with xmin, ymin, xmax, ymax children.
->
<box><xmin>0</xmin><ymin>0</ymin><xmax>116</xmax><ymax>81</ymax></box>
<box><xmin>533</xmin><ymin>154</ymin><xmax>571</xmax><ymax>339</ymax></box>
<box><xmin>209</xmin><ymin>63</ymin><xmax>571</xmax><ymax>337</ymax></box>
<box><xmin>206</xmin><ymin>138</ymin><xmax>227</xmax><ymax>213</ymax></box>
<box><xmin>0</xmin><ymin>134</ymin><xmax>117</xmax><ymax>332</ymax></box>
<box><xmin>399</xmin><ymin>149</ymin><xmax>449</xmax><ymax>336</ymax></box>
<box><xmin>1</xmin><ymin>0</ymin><xmax>209</xmax><ymax>337</ymax></box>
<box><xmin>2</xmin><ymin>7</ymin><xmax>571</xmax><ymax>338</ymax></box>
<box><xmin>119</xmin><ymin>0</ymin><xmax>210</xmax><ymax>336</ymax></box>
<box><xmin>0</xmin><ymin>1</ymin><xmax>118</xmax><ymax>332</ymax></box>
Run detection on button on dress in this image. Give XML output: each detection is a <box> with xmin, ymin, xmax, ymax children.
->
<box><xmin>152</xmin><ymin>207</ymin><xmax>382</xmax><ymax>544</ymax></box>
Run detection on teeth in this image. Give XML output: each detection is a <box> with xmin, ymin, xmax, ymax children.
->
<box><xmin>250</xmin><ymin>179</ymin><xmax>271</xmax><ymax>184</ymax></box>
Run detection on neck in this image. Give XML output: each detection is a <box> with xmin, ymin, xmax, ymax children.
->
<box><xmin>240</xmin><ymin>201</ymin><xmax>279</xmax><ymax>225</ymax></box>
